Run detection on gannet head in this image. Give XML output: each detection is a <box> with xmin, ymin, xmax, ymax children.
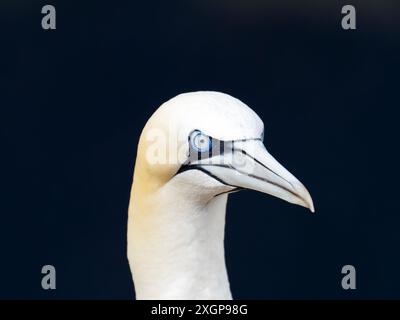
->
<box><xmin>132</xmin><ymin>91</ymin><xmax>314</xmax><ymax>212</ymax></box>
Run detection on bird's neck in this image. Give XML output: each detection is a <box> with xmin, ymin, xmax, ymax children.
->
<box><xmin>128</xmin><ymin>182</ymin><xmax>232</xmax><ymax>300</ymax></box>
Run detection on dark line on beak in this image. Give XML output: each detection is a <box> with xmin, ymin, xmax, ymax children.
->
<box><xmin>176</xmin><ymin>155</ymin><xmax>301</xmax><ymax>202</ymax></box>
<box><xmin>201</xmin><ymin>164</ymin><xmax>300</xmax><ymax>198</ymax></box>
<box><xmin>190</xmin><ymin>163</ymin><xmax>301</xmax><ymax>201</ymax></box>
<box><xmin>236</xmin><ymin>148</ymin><xmax>296</xmax><ymax>190</ymax></box>
<box><xmin>176</xmin><ymin>164</ymin><xmax>238</xmax><ymax>189</ymax></box>
<box><xmin>177</xmin><ymin>164</ymin><xmax>242</xmax><ymax>198</ymax></box>
<box><xmin>213</xmin><ymin>187</ymin><xmax>243</xmax><ymax>198</ymax></box>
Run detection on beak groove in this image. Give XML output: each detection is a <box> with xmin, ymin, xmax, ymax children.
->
<box><xmin>178</xmin><ymin>139</ymin><xmax>315</xmax><ymax>213</ymax></box>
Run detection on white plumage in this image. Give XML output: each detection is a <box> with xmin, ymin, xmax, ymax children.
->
<box><xmin>127</xmin><ymin>91</ymin><xmax>314</xmax><ymax>300</ymax></box>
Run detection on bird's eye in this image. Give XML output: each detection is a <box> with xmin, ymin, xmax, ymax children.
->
<box><xmin>190</xmin><ymin>130</ymin><xmax>212</xmax><ymax>153</ymax></box>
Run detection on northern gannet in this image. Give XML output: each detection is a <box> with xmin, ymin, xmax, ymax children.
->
<box><xmin>127</xmin><ymin>91</ymin><xmax>314</xmax><ymax>300</ymax></box>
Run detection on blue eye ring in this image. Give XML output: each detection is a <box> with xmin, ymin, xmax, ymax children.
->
<box><xmin>189</xmin><ymin>130</ymin><xmax>212</xmax><ymax>153</ymax></box>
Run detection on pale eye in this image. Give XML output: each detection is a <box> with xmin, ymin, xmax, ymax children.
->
<box><xmin>190</xmin><ymin>130</ymin><xmax>212</xmax><ymax>152</ymax></box>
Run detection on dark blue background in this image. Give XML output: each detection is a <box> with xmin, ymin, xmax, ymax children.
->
<box><xmin>1</xmin><ymin>0</ymin><xmax>399</xmax><ymax>299</ymax></box>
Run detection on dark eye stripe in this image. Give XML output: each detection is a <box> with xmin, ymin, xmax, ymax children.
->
<box><xmin>186</xmin><ymin>129</ymin><xmax>263</xmax><ymax>163</ymax></box>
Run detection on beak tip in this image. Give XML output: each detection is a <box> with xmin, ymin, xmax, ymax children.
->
<box><xmin>301</xmin><ymin>193</ymin><xmax>315</xmax><ymax>213</ymax></box>
<box><xmin>306</xmin><ymin>197</ymin><xmax>315</xmax><ymax>213</ymax></box>
<box><xmin>293</xmin><ymin>183</ymin><xmax>315</xmax><ymax>213</ymax></box>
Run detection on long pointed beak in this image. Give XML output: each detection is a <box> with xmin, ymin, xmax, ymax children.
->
<box><xmin>195</xmin><ymin>140</ymin><xmax>315</xmax><ymax>212</ymax></box>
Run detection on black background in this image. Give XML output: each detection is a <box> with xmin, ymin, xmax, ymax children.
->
<box><xmin>1</xmin><ymin>0</ymin><xmax>400</xmax><ymax>299</ymax></box>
